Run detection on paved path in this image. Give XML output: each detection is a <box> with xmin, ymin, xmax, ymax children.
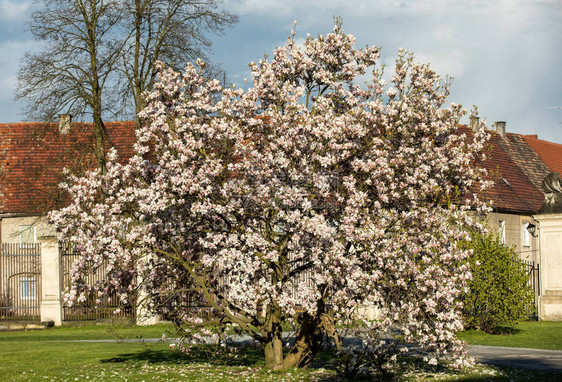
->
<box><xmin>468</xmin><ymin>345</ymin><xmax>562</xmax><ymax>372</ymax></box>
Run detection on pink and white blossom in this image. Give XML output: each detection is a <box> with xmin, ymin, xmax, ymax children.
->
<box><xmin>50</xmin><ymin>22</ymin><xmax>489</xmax><ymax>372</ymax></box>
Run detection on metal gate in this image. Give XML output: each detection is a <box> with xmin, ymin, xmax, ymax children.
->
<box><xmin>60</xmin><ymin>242</ymin><xmax>135</xmax><ymax>321</ymax></box>
<box><xmin>0</xmin><ymin>243</ymin><xmax>42</xmax><ymax>321</ymax></box>
<box><xmin>522</xmin><ymin>260</ymin><xmax>540</xmax><ymax>320</ymax></box>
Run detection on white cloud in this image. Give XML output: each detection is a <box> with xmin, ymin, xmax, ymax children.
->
<box><xmin>0</xmin><ymin>0</ymin><xmax>32</xmax><ymax>22</ymax></box>
<box><xmin>0</xmin><ymin>39</ymin><xmax>36</xmax><ymax>101</ymax></box>
<box><xmin>0</xmin><ymin>74</ymin><xmax>17</xmax><ymax>98</ymax></box>
<box><xmin>415</xmin><ymin>50</ymin><xmax>465</xmax><ymax>78</ymax></box>
<box><xmin>0</xmin><ymin>0</ymin><xmax>559</xmax><ymax>139</ymax></box>
<box><xmin>228</xmin><ymin>0</ymin><xmax>528</xmax><ymax>19</ymax></box>
<box><xmin>229</xmin><ymin>0</ymin><xmax>406</xmax><ymax>17</ymax></box>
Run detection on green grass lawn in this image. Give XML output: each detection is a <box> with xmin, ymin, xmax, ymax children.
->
<box><xmin>0</xmin><ymin>320</ymin><xmax>561</xmax><ymax>381</ymax></box>
<box><xmin>458</xmin><ymin>320</ymin><xmax>562</xmax><ymax>350</ymax></box>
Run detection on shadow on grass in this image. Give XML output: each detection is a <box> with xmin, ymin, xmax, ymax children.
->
<box><xmin>101</xmin><ymin>344</ymin><xmax>264</xmax><ymax>367</ymax></box>
<box><xmin>461</xmin><ymin>326</ymin><xmax>523</xmax><ymax>337</ymax></box>
<box><xmin>101</xmin><ymin>345</ymin><xmax>562</xmax><ymax>382</ymax></box>
<box><xmin>489</xmin><ymin>326</ymin><xmax>523</xmax><ymax>335</ymax></box>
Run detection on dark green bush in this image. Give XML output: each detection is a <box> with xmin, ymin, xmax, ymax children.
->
<box><xmin>461</xmin><ymin>231</ymin><xmax>534</xmax><ymax>333</ymax></box>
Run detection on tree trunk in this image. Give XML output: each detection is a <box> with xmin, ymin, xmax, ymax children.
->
<box><xmin>282</xmin><ymin>312</ymin><xmax>324</xmax><ymax>369</ymax></box>
<box><xmin>262</xmin><ymin>303</ymin><xmax>284</xmax><ymax>370</ymax></box>
<box><xmin>84</xmin><ymin>0</ymin><xmax>112</xmax><ymax>176</ymax></box>
<box><xmin>263</xmin><ymin>336</ymin><xmax>284</xmax><ymax>370</ymax></box>
<box><xmin>93</xmin><ymin>111</ymin><xmax>107</xmax><ymax>174</ymax></box>
<box><xmin>283</xmin><ymin>299</ymin><xmax>341</xmax><ymax>369</ymax></box>
<box><xmin>133</xmin><ymin>0</ymin><xmax>144</xmax><ymax>131</ymax></box>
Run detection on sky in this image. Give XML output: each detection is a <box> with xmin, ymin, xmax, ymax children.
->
<box><xmin>1</xmin><ymin>0</ymin><xmax>561</xmax><ymax>142</ymax></box>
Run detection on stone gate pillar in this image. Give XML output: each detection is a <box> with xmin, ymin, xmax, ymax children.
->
<box><xmin>39</xmin><ymin>236</ymin><xmax>63</xmax><ymax>325</ymax></box>
<box><xmin>136</xmin><ymin>288</ymin><xmax>160</xmax><ymax>326</ymax></box>
<box><xmin>535</xmin><ymin>214</ymin><xmax>562</xmax><ymax>320</ymax></box>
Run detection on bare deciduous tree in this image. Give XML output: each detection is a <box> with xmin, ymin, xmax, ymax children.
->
<box><xmin>17</xmin><ymin>0</ymin><xmax>238</xmax><ymax>173</ymax></box>
<box><xmin>17</xmin><ymin>0</ymin><xmax>123</xmax><ymax>174</ymax></box>
<box><xmin>121</xmin><ymin>0</ymin><xmax>238</xmax><ymax>127</ymax></box>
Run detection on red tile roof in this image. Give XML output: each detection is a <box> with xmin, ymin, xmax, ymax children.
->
<box><xmin>0</xmin><ymin>121</ymin><xmax>136</xmax><ymax>215</ymax></box>
<box><xmin>0</xmin><ymin>121</ymin><xmax>556</xmax><ymax>216</ymax></box>
<box><xmin>498</xmin><ymin>133</ymin><xmax>551</xmax><ymax>195</ymax></box>
<box><xmin>479</xmin><ymin>130</ymin><xmax>545</xmax><ymax>213</ymax></box>
<box><xmin>456</xmin><ymin>126</ymin><xmax>544</xmax><ymax>214</ymax></box>
<box><xmin>522</xmin><ymin>135</ymin><xmax>562</xmax><ymax>175</ymax></box>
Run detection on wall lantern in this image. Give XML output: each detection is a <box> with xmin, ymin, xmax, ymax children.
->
<box><xmin>527</xmin><ymin>223</ymin><xmax>538</xmax><ymax>237</ymax></box>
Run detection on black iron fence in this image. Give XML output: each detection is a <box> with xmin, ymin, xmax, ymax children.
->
<box><xmin>0</xmin><ymin>241</ymin><xmax>545</xmax><ymax>323</ymax></box>
<box><xmin>522</xmin><ymin>260</ymin><xmax>540</xmax><ymax>320</ymax></box>
<box><xmin>0</xmin><ymin>243</ymin><xmax>42</xmax><ymax>321</ymax></box>
<box><xmin>153</xmin><ymin>267</ymin><xmax>230</xmax><ymax>321</ymax></box>
<box><xmin>60</xmin><ymin>242</ymin><xmax>135</xmax><ymax>321</ymax></box>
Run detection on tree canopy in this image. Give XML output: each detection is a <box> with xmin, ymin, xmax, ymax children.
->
<box><xmin>50</xmin><ymin>23</ymin><xmax>490</xmax><ymax>373</ymax></box>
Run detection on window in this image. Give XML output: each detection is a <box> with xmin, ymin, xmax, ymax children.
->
<box><xmin>19</xmin><ymin>225</ymin><xmax>36</xmax><ymax>248</ymax></box>
<box><xmin>499</xmin><ymin>220</ymin><xmax>506</xmax><ymax>244</ymax></box>
<box><xmin>522</xmin><ymin>222</ymin><xmax>530</xmax><ymax>247</ymax></box>
<box><xmin>20</xmin><ymin>278</ymin><xmax>37</xmax><ymax>300</ymax></box>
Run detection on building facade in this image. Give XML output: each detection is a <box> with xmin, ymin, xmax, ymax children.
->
<box><xmin>1</xmin><ymin>118</ymin><xmax>561</xmax><ymax>322</ymax></box>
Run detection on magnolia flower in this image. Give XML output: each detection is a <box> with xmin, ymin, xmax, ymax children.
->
<box><xmin>50</xmin><ymin>22</ymin><xmax>489</xmax><ymax>371</ymax></box>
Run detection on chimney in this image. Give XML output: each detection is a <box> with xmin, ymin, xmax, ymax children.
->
<box><xmin>495</xmin><ymin>121</ymin><xmax>506</xmax><ymax>138</ymax></box>
<box><xmin>58</xmin><ymin>114</ymin><xmax>72</xmax><ymax>134</ymax></box>
<box><xmin>470</xmin><ymin>116</ymin><xmax>480</xmax><ymax>131</ymax></box>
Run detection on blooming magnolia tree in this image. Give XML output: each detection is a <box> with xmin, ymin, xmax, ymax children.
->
<box><xmin>50</xmin><ymin>23</ymin><xmax>490</xmax><ymax>372</ymax></box>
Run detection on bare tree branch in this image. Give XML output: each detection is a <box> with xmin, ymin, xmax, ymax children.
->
<box><xmin>17</xmin><ymin>0</ymin><xmax>238</xmax><ymax>172</ymax></box>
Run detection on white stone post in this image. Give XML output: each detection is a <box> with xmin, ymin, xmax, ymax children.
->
<box><xmin>39</xmin><ymin>236</ymin><xmax>63</xmax><ymax>325</ymax></box>
<box><xmin>535</xmin><ymin>214</ymin><xmax>562</xmax><ymax>320</ymax></box>
<box><xmin>136</xmin><ymin>289</ymin><xmax>160</xmax><ymax>326</ymax></box>
<box><xmin>135</xmin><ymin>265</ymin><xmax>160</xmax><ymax>325</ymax></box>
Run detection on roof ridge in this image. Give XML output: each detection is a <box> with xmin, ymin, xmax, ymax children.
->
<box><xmin>524</xmin><ymin>135</ymin><xmax>562</xmax><ymax>147</ymax></box>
